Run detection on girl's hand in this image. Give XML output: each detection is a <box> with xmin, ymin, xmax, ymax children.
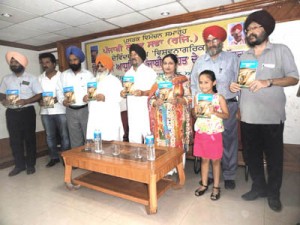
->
<box><xmin>230</xmin><ymin>82</ymin><xmax>241</xmax><ymax>93</ymax></box>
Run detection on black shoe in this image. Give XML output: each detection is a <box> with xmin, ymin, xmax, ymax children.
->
<box><xmin>268</xmin><ymin>197</ymin><xmax>282</xmax><ymax>212</ymax></box>
<box><xmin>241</xmin><ymin>190</ymin><xmax>267</xmax><ymax>201</ymax></box>
<box><xmin>199</xmin><ymin>178</ymin><xmax>214</xmax><ymax>186</ymax></box>
<box><xmin>27</xmin><ymin>167</ymin><xmax>36</xmax><ymax>175</ymax></box>
<box><xmin>210</xmin><ymin>187</ymin><xmax>221</xmax><ymax>201</ymax></box>
<box><xmin>46</xmin><ymin>158</ymin><xmax>60</xmax><ymax>167</ymax></box>
<box><xmin>8</xmin><ymin>167</ymin><xmax>25</xmax><ymax>177</ymax></box>
<box><xmin>224</xmin><ymin>180</ymin><xmax>236</xmax><ymax>190</ymax></box>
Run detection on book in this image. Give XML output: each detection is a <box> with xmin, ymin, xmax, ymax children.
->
<box><xmin>237</xmin><ymin>60</ymin><xmax>258</xmax><ymax>88</ymax></box>
<box><xmin>122</xmin><ymin>76</ymin><xmax>134</xmax><ymax>95</ymax></box>
<box><xmin>6</xmin><ymin>89</ymin><xmax>20</xmax><ymax>108</ymax></box>
<box><xmin>63</xmin><ymin>86</ymin><xmax>76</xmax><ymax>104</ymax></box>
<box><xmin>42</xmin><ymin>91</ymin><xmax>55</xmax><ymax>108</ymax></box>
<box><xmin>196</xmin><ymin>93</ymin><xmax>213</xmax><ymax>118</ymax></box>
<box><xmin>87</xmin><ymin>82</ymin><xmax>97</xmax><ymax>101</ymax></box>
<box><xmin>158</xmin><ymin>81</ymin><xmax>173</xmax><ymax>102</ymax></box>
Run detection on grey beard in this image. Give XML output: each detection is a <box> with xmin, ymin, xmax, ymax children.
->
<box><xmin>206</xmin><ymin>42</ymin><xmax>223</xmax><ymax>57</ymax></box>
<box><xmin>96</xmin><ymin>70</ymin><xmax>109</xmax><ymax>82</ymax></box>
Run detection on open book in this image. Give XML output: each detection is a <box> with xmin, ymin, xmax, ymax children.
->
<box><xmin>42</xmin><ymin>91</ymin><xmax>55</xmax><ymax>108</ymax></box>
<box><xmin>6</xmin><ymin>89</ymin><xmax>20</xmax><ymax>108</ymax></box>
<box><xmin>237</xmin><ymin>60</ymin><xmax>258</xmax><ymax>88</ymax></box>
<box><xmin>87</xmin><ymin>82</ymin><xmax>97</xmax><ymax>101</ymax></box>
<box><xmin>122</xmin><ymin>76</ymin><xmax>134</xmax><ymax>96</ymax></box>
<box><xmin>63</xmin><ymin>86</ymin><xmax>76</xmax><ymax>104</ymax></box>
<box><xmin>195</xmin><ymin>93</ymin><xmax>213</xmax><ymax>118</ymax></box>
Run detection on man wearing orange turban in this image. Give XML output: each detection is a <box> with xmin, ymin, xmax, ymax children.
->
<box><xmin>0</xmin><ymin>51</ymin><xmax>43</xmax><ymax>176</ymax></box>
<box><xmin>84</xmin><ymin>54</ymin><xmax>124</xmax><ymax>142</ymax></box>
<box><xmin>191</xmin><ymin>25</ymin><xmax>239</xmax><ymax>193</ymax></box>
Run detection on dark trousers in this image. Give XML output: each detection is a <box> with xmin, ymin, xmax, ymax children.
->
<box><xmin>240</xmin><ymin>121</ymin><xmax>284</xmax><ymax>198</ymax></box>
<box><xmin>6</xmin><ymin>106</ymin><xmax>37</xmax><ymax>169</ymax></box>
<box><xmin>121</xmin><ymin>110</ymin><xmax>129</xmax><ymax>142</ymax></box>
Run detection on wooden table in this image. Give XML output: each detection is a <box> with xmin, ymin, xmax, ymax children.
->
<box><xmin>61</xmin><ymin>141</ymin><xmax>185</xmax><ymax>214</ymax></box>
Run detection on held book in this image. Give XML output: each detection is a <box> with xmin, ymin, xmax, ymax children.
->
<box><xmin>196</xmin><ymin>93</ymin><xmax>213</xmax><ymax>118</ymax></box>
<box><xmin>158</xmin><ymin>81</ymin><xmax>173</xmax><ymax>102</ymax></box>
<box><xmin>122</xmin><ymin>76</ymin><xmax>134</xmax><ymax>95</ymax></box>
<box><xmin>42</xmin><ymin>91</ymin><xmax>55</xmax><ymax>108</ymax></box>
<box><xmin>237</xmin><ymin>60</ymin><xmax>258</xmax><ymax>88</ymax></box>
<box><xmin>87</xmin><ymin>82</ymin><xmax>97</xmax><ymax>101</ymax></box>
<box><xmin>6</xmin><ymin>89</ymin><xmax>20</xmax><ymax>108</ymax></box>
<box><xmin>63</xmin><ymin>86</ymin><xmax>76</xmax><ymax>104</ymax></box>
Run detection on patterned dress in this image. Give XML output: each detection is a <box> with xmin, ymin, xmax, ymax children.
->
<box><xmin>149</xmin><ymin>74</ymin><xmax>192</xmax><ymax>150</ymax></box>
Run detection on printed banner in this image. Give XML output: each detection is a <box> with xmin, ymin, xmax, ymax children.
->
<box><xmin>85</xmin><ymin>16</ymin><xmax>248</xmax><ymax>77</ymax></box>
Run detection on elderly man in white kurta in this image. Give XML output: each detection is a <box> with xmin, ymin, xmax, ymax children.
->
<box><xmin>121</xmin><ymin>44</ymin><xmax>157</xmax><ymax>143</ymax></box>
<box><xmin>85</xmin><ymin>54</ymin><xmax>124</xmax><ymax>141</ymax></box>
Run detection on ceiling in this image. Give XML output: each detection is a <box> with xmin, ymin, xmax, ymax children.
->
<box><xmin>0</xmin><ymin>0</ymin><xmax>246</xmax><ymax>48</ymax></box>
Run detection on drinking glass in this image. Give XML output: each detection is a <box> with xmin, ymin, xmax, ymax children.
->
<box><xmin>112</xmin><ymin>144</ymin><xmax>120</xmax><ymax>156</ymax></box>
<box><xmin>135</xmin><ymin>147</ymin><xmax>142</xmax><ymax>159</ymax></box>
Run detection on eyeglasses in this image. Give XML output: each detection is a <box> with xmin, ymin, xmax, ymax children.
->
<box><xmin>245</xmin><ymin>25</ymin><xmax>262</xmax><ymax>34</ymax></box>
<box><xmin>205</xmin><ymin>38</ymin><xmax>219</xmax><ymax>44</ymax></box>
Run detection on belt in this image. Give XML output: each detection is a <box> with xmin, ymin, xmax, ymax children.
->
<box><xmin>69</xmin><ymin>104</ymin><xmax>88</xmax><ymax>110</ymax></box>
<box><xmin>226</xmin><ymin>97</ymin><xmax>238</xmax><ymax>103</ymax></box>
<box><xmin>7</xmin><ymin>106</ymin><xmax>34</xmax><ymax>112</ymax></box>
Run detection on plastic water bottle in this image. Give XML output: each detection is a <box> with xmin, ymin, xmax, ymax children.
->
<box><xmin>94</xmin><ymin>129</ymin><xmax>103</xmax><ymax>154</ymax></box>
<box><xmin>145</xmin><ymin>133</ymin><xmax>155</xmax><ymax>161</ymax></box>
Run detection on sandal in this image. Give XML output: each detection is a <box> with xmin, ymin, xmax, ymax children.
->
<box><xmin>195</xmin><ymin>184</ymin><xmax>208</xmax><ymax>197</ymax></box>
<box><xmin>210</xmin><ymin>187</ymin><xmax>221</xmax><ymax>201</ymax></box>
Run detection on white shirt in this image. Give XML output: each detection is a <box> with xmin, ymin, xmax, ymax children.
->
<box><xmin>86</xmin><ymin>74</ymin><xmax>124</xmax><ymax>140</ymax></box>
<box><xmin>0</xmin><ymin>72</ymin><xmax>43</xmax><ymax>108</ymax></box>
<box><xmin>57</xmin><ymin>68</ymin><xmax>94</xmax><ymax>106</ymax></box>
<box><xmin>39</xmin><ymin>71</ymin><xmax>66</xmax><ymax>115</ymax></box>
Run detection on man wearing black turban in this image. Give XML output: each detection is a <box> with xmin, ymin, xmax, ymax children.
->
<box><xmin>120</xmin><ymin>44</ymin><xmax>157</xmax><ymax>143</ymax></box>
<box><xmin>57</xmin><ymin>46</ymin><xmax>94</xmax><ymax>149</ymax></box>
<box><xmin>230</xmin><ymin>10</ymin><xmax>299</xmax><ymax>212</ymax></box>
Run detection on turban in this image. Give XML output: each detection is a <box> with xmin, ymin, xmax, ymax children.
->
<box><xmin>129</xmin><ymin>44</ymin><xmax>146</xmax><ymax>61</ymax></box>
<box><xmin>6</xmin><ymin>51</ymin><xmax>28</xmax><ymax>67</ymax></box>
<box><xmin>65</xmin><ymin>46</ymin><xmax>85</xmax><ymax>62</ymax></box>
<box><xmin>96</xmin><ymin>54</ymin><xmax>114</xmax><ymax>71</ymax></box>
<box><xmin>244</xmin><ymin>10</ymin><xmax>275</xmax><ymax>36</ymax></box>
<box><xmin>202</xmin><ymin>25</ymin><xmax>227</xmax><ymax>42</ymax></box>
<box><xmin>231</xmin><ymin>24</ymin><xmax>243</xmax><ymax>33</ymax></box>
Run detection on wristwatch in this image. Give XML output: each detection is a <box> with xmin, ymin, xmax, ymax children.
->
<box><xmin>268</xmin><ymin>79</ymin><xmax>273</xmax><ymax>87</ymax></box>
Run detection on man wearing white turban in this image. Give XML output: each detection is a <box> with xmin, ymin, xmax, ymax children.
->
<box><xmin>0</xmin><ymin>51</ymin><xmax>43</xmax><ymax>176</ymax></box>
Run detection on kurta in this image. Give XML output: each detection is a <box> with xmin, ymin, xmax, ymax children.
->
<box><xmin>86</xmin><ymin>74</ymin><xmax>124</xmax><ymax>141</ymax></box>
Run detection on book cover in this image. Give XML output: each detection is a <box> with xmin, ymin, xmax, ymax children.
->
<box><xmin>42</xmin><ymin>91</ymin><xmax>55</xmax><ymax>108</ymax></box>
<box><xmin>63</xmin><ymin>86</ymin><xmax>76</xmax><ymax>104</ymax></box>
<box><xmin>237</xmin><ymin>60</ymin><xmax>258</xmax><ymax>88</ymax></box>
<box><xmin>87</xmin><ymin>82</ymin><xmax>97</xmax><ymax>101</ymax></box>
<box><xmin>122</xmin><ymin>76</ymin><xmax>134</xmax><ymax>95</ymax></box>
<box><xmin>158</xmin><ymin>81</ymin><xmax>173</xmax><ymax>102</ymax></box>
<box><xmin>6</xmin><ymin>89</ymin><xmax>20</xmax><ymax>108</ymax></box>
<box><xmin>196</xmin><ymin>93</ymin><xmax>213</xmax><ymax>118</ymax></box>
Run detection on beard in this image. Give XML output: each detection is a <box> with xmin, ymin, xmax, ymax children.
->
<box><xmin>206</xmin><ymin>42</ymin><xmax>223</xmax><ymax>57</ymax></box>
<box><xmin>246</xmin><ymin>31</ymin><xmax>268</xmax><ymax>47</ymax></box>
<box><xmin>96</xmin><ymin>69</ymin><xmax>109</xmax><ymax>82</ymax></box>
<box><xmin>10</xmin><ymin>65</ymin><xmax>25</xmax><ymax>74</ymax></box>
<box><xmin>69</xmin><ymin>63</ymin><xmax>81</xmax><ymax>72</ymax></box>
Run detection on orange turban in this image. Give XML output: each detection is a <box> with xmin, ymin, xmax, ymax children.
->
<box><xmin>202</xmin><ymin>25</ymin><xmax>227</xmax><ymax>42</ymax></box>
<box><xmin>96</xmin><ymin>54</ymin><xmax>114</xmax><ymax>71</ymax></box>
<box><xmin>231</xmin><ymin>24</ymin><xmax>243</xmax><ymax>33</ymax></box>
<box><xmin>6</xmin><ymin>51</ymin><xmax>28</xmax><ymax>67</ymax></box>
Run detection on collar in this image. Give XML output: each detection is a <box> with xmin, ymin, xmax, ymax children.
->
<box><xmin>204</xmin><ymin>51</ymin><xmax>225</xmax><ymax>62</ymax></box>
<box><xmin>246</xmin><ymin>41</ymin><xmax>273</xmax><ymax>55</ymax></box>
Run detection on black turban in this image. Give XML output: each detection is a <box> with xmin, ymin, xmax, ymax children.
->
<box><xmin>244</xmin><ymin>10</ymin><xmax>275</xmax><ymax>36</ymax></box>
<box><xmin>129</xmin><ymin>44</ymin><xmax>146</xmax><ymax>61</ymax></box>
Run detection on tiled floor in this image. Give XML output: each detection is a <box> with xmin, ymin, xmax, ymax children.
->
<box><xmin>0</xmin><ymin>157</ymin><xmax>299</xmax><ymax>225</ymax></box>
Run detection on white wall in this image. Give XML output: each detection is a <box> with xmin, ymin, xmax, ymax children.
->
<box><xmin>270</xmin><ymin>20</ymin><xmax>300</xmax><ymax>144</ymax></box>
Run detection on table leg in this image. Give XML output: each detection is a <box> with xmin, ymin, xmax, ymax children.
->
<box><xmin>146</xmin><ymin>175</ymin><xmax>157</xmax><ymax>214</ymax></box>
<box><xmin>173</xmin><ymin>162</ymin><xmax>185</xmax><ymax>190</ymax></box>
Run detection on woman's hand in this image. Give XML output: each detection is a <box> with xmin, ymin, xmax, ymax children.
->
<box><xmin>153</xmin><ymin>99</ymin><xmax>164</xmax><ymax>107</ymax></box>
